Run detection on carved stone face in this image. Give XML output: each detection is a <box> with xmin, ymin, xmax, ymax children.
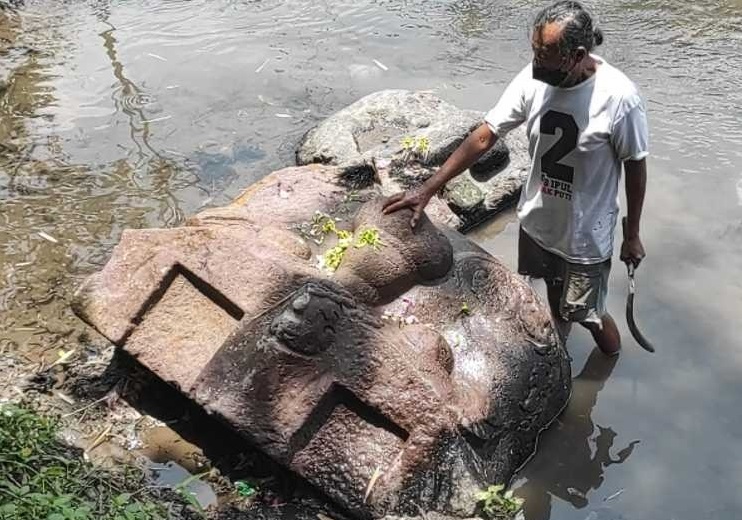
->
<box><xmin>73</xmin><ymin>165</ymin><xmax>569</xmax><ymax>519</ymax></box>
<box><xmin>269</xmin><ymin>288</ymin><xmax>344</xmax><ymax>355</ymax></box>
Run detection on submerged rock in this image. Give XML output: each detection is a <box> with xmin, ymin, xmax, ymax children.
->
<box><xmin>73</xmin><ymin>164</ymin><xmax>569</xmax><ymax>519</ymax></box>
<box><xmin>295</xmin><ymin>90</ymin><xmax>529</xmax><ymax>231</ymax></box>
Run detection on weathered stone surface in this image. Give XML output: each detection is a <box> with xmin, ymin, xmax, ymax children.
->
<box><xmin>295</xmin><ymin>90</ymin><xmax>529</xmax><ymax>231</ymax></box>
<box><xmin>74</xmin><ymin>164</ymin><xmax>569</xmax><ymax>519</ymax></box>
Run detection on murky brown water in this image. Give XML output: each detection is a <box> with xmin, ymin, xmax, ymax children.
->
<box><xmin>1</xmin><ymin>0</ymin><xmax>741</xmax><ymax>519</ymax></box>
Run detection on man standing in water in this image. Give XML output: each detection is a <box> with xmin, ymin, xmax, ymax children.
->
<box><xmin>383</xmin><ymin>1</ymin><xmax>648</xmax><ymax>356</ymax></box>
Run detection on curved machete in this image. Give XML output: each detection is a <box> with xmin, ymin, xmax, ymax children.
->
<box><xmin>626</xmin><ymin>263</ymin><xmax>655</xmax><ymax>353</ymax></box>
<box><xmin>622</xmin><ymin>217</ymin><xmax>655</xmax><ymax>353</ymax></box>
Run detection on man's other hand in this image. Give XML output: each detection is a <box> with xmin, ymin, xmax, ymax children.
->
<box><xmin>382</xmin><ymin>185</ymin><xmax>435</xmax><ymax>228</ymax></box>
<box><xmin>620</xmin><ymin>235</ymin><xmax>646</xmax><ymax>268</ymax></box>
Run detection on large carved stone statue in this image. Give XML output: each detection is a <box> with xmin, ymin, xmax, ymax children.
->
<box><xmin>73</xmin><ymin>164</ymin><xmax>570</xmax><ymax>519</ymax></box>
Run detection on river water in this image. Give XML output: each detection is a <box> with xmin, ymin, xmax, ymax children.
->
<box><xmin>1</xmin><ymin>0</ymin><xmax>741</xmax><ymax>519</ymax></box>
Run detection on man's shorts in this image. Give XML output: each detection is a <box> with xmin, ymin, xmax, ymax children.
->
<box><xmin>518</xmin><ymin>227</ymin><xmax>610</xmax><ymax>326</ymax></box>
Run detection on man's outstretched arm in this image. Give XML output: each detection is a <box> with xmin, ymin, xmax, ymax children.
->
<box><xmin>382</xmin><ymin>123</ymin><xmax>499</xmax><ymax>227</ymax></box>
<box><xmin>621</xmin><ymin>158</ymin><xmax>647</xmax><ymax>267</ymax></box>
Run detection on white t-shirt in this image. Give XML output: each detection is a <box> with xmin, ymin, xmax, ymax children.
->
<box><xmin>485</xmin><ymin>55</ymin><xmax>649</xmax><ymax>264</ymax></box>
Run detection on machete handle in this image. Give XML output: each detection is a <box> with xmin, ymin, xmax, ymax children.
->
<box><xmin>621</xmin><ymin>216</ymin><xmax>638</xmax><ymax>272</ymax></box>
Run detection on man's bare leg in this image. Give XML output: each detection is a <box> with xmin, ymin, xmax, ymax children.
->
<box><xmin>546</xmin><ymin>280</ymin><xmax>571</xmax><ymax>344</ymax></box>
<box><xmin>547</xmin><ymin>280</ymin><xmax>621</xmax><ymax>356</ymax></box>
<box><xmin>581</xmin><ymin>314</ymin><xmax>621</xmax><ymax>356</ymax></box>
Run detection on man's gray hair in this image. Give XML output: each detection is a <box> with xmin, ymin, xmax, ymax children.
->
<box><xmin>534</xmin><ymin>1</ymin><xmax>604</xmax><ymax>54</ymax></box>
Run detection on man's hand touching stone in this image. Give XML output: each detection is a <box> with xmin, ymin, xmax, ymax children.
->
<box><xmin>382</xmin><ymin>184</ymin><xmax>436</xmax><ymax>228</ymax></box>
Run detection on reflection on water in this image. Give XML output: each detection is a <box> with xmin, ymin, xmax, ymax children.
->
<box><xmin>150</xmin><ymin>461</ymin><xmax>218</xmax><ymax>509</ymax></box>
<box><xmin>0</xmin><ymin>3</ymin><xmax>201</xmax><ymax>366</ymax></box>
<box><xmin>514</xmin><ymin>349</ymin><xmax>638</xmax><ymax>519</ymax></box>
<box><xmin>1</xmin><ymin>0</ymin><xmax>741</xmax><ymax>518</ymax></box>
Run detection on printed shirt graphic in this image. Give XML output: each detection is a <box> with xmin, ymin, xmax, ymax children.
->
<box><xmin>485</xmin><ymin>55</ymin><xmax>649</xmax><ymax>264</ymax></box>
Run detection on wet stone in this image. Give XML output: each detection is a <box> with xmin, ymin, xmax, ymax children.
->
<box><xmin>295</xmin><ymin>90</ymin><xmax>529</xmax><ymax>231</ymax></box>
<box><xmin>443</xmin><ymin>177</ymin><xmax>485</xmax><ymax>214</ymax></box>
<box><xmin>73</xmin><ymin>164</ymin><xmax>570</xmax><ymax>519</ymax></box>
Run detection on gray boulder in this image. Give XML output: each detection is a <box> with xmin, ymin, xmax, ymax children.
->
<box><xmin>296</xmin><ymin>90</ymin><xmax>529</xmax><ymax>231</ymax></box>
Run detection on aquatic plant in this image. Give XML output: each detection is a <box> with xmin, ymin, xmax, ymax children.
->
<box><xmin>475</xmin><ymin>484</ymin><xmax>524</xmax><ymax>519</ymax></box>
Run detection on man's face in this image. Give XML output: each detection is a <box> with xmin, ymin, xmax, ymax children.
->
<box><xmin>531</xmin><ymin>22</ymin><xmax>573</xmax><ymax>87</ymax></box>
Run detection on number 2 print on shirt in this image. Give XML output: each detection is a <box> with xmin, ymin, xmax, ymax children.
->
<box><xmin>539</xmin><ymin>110</ymin><xmax>578</xmax><ymax>201</ymax></box>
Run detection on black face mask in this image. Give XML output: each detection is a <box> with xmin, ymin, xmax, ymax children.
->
<box><xmin>532</xmin><ymin>62</ymin><xmax>569</xmax><ymax>87</ymax></box>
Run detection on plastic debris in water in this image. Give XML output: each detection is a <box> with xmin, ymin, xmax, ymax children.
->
<box><xmin>150</xmin><ymin>461</ymin><xmax>218</xmax><ymax>509</ymax></box>
<box><xmin>275</xmin><ymin>113</ymin><xmax>292</xmax><ymax>118</ymax></box>
<box><xmin>141</xmin><ymin>115</ymin><xmax>172</xmax><ymax>124</ymax></box>
<box><xmin>255</xmin><ymin>58</ymin><xmax>270</xmax><ymax>73</ymax></box>
<box><xmin>147</xmin><ymin>52</ymin><xmax>167</xmax><ymax>61</ymax></box>
<box><xmin>234</xmin><ymin>480</ymin><xmax>257</xmax><ymax>498</ymax></box>
<box><xmin>258</xmin><ymin>94</ymin><xmax>276</xmax><ymax>105</ymax></box>
<box><xmin>373</xmin><ymin>59</ymin><xmax>388</xmax><ymax>71</ymax></box>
